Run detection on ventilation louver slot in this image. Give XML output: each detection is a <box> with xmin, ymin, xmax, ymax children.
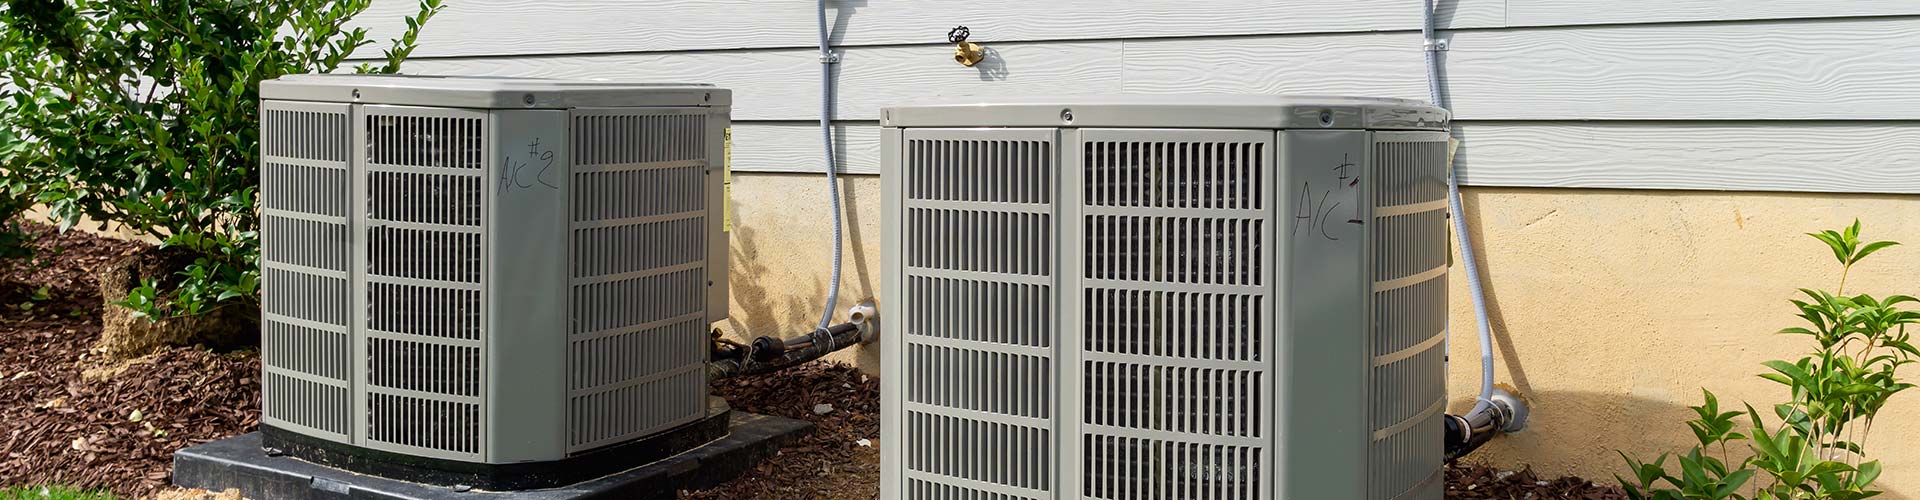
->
<box><xmin>1078</xmin><ymin>131</ymin><xmax>1273</xmax><ymax>500</ymax></box>
<box><xmin>1085</xmin><ymin>290</ymin><xmax>1262</xmax><ymax>361</ymax></box>
<box><xmin>908</xmin><ymin>478</ymin><xmax>1039</xmax><ymax>500</ymax></box>
<box><xmin>1083</xmin><ymin>436</ymin><xmax>1262</xmax><ymax>500</ymax></box>
<box><xmin>1085</xmin><ymin>216</ymin><xmax>1263</xmax><ymax>286</ymax></box>
<box><xmin>1085</xmin><ymin>142</ymin><xmax>1263</xmax><ymax>210</ymax></box>
<box><xmin>260</xmin><ymin>102</ymin><xmax>354</xmax><ymax>442</ymax></box>
<box><xmin>566</xmin><ymin>110</ymin><xmax>710</xmax><ymax>453</ymax></box>
<box><xmin>905</xmin><ymin>277</ymin><xmax>1051</xmax><ymax>347</ymax></box>
<box><xmin>907</xmin><ymin>344</ymin><xmax>1051</xmax><ymax>419</ymax></box>
<box><xmin>1084</xmin><ymin>362</ymin><xmax>1264</xmax><ymax>438</ymax></box>
<box><xmin>900</xmin><ymin>131</ymin><xmax>1057</xmax><ymax>499</ymax></box>
<box><xmin>906</xmin><ymin>411</ymin><xmax>1052</xmax><ymax>492</ymax></box>
<box><xmin>1367</xmin><ymin>133</ymin><xmax>1450</xmax><ymax>500</ymax></box>
<box><xmin>360</xmin><ymin>109</ymin><xmax>488</xmax><ymax>460</ymax></box>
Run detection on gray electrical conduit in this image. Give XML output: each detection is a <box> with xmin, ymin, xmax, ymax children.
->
<box><xmin>1424</xmin><ymin>0</ymin><xmax>1497</xmax><ymax>422</ymax></box>
<box><xmin>816</xmin><ymin>0</ymin><xmax>845</xmax><ymax>330</ymax></box>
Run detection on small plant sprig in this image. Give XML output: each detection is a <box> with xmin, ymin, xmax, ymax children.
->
<box><xmin>1619</xmin><ymin>220</ymin><xmax>1916</xmax><ymax>500</ymax></box>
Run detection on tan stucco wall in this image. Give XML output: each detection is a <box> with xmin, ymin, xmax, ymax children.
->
<box><xmin>725</xmin><ymin>172</ymin><xmax>1920</xmax><ymax>496</ymax></box>
<box><xmin>1440</xmin><ymin>188</ymin><xmax>1920</xmax><ymax>498</ymax></box>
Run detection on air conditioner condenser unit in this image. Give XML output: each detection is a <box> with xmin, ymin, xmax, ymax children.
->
<box><xmin>256</xmin><ymin>75</ymin><xmax>730</xmax><ymax>488</ymax></box>
<box><xmin>879</xmin><ymin>96</ymin><xmax>1453</xmax><ymax>500</ymax></box>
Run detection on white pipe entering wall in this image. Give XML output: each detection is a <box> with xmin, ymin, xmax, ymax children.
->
<box><xmin>816</xmin><ymin>0</ymin><xmax>845</xmax><ymax>330</ymax></box>
<box><xmin>1423</xmin><ymin>0</ymin><xmax>1497</xmax><ymax>419</ymax></box>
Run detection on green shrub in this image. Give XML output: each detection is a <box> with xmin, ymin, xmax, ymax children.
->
<box><xmin>1619</xmin><ymin>220</ymin><xmax>1917</xmax><ymax>500</ymax></box>
<box><xmin>0</xmin><ymin>0</ymin><xmax>443</xmax><ymax>318</ymax></box>
<box><xmin>0</xmin><ymin>100</ymin><xmax>36</xmax><ymax>267</ymax></box>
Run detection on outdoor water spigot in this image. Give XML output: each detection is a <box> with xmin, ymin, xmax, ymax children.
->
<box><xmin>949</xmin><ymin>26</ymin><xmax>985</xmax><ymax>67</ymax></box>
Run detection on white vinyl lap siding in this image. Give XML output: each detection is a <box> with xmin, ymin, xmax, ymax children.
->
<box><xmin>364</xmin><ymin>0</ymin><xmax>1920</xmax><ymax>192</ymax></box>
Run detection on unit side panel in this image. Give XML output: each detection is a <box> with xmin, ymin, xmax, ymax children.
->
<box><xmin>897</xmin><ymin>128</ymin><xmax>1058</xmax><ymax>500</ymax></box>
<box><xmin>565</xmin><ymin>107</ymin><xmax>712</xmax><ymax>454</ymax></box>
<box><xmin>357</xmin><ymin>105</ymin><xmax>490</xmax><ymax>462</ymax></box>
<box><xmin>260</xmin><ymin>100</ymin><xmax>355</xmax><ymax>444</ymax></box>
<box><xmin>705</xmin><ymin>106</ymin><xmax>732</xmax><ymax>325</ymax></box>
<box><xmin>485</xmin><ymin>109</ymin><xmax>572</xmax><ymax>462</ymax></box>
<box><xmin>1281</xmin><ymin>130</ymin><xmax>1370</xmax><ymax>500</ymax></box>
<box><xmin>880</xmin><ymin>126</ymin><xmax>906</xmax><ymax>500</ymax></box>
<box><xmin>1366</xmin><ymin>131</ymin><xmax>1451</xmax><ymax>500</ymax></box>
<box><xmin>1073</xmin><ymin>128</ymin><xmax>1275</xmax><ymax>500</ymax></box>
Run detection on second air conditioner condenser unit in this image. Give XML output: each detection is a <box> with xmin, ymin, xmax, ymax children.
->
<box><xmin>880</xmin><ymin>96</ymin><xmax>1453</xmax><ymax>500</ymax></box>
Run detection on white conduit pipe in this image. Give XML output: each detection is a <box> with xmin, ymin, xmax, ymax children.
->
<box><xmin>1424</xmin><ymin>0</ymin><xmax>1496</xmax><ymax>419</ymax></box>
<box><xmin>816</xmin><ymin>0</ymin><xmax>845</xmax><ymax>330</ymax></box>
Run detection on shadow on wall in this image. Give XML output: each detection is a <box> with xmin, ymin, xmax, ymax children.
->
<box><xmin>1473</xmin><ymin>390</ymin><xmax>1914</xmax><ymax>500</ymax></box>
<box><xmin>1456</xmin><ymin>182</ymin><xmax>1533</xmax><ymax>397</ymax></box>
<box><xmin>722</xmin><ymin>184</ymin><xmax>880</xmax><ymax>373</ymax></box>
<box><xmin>724</xmin><ymin>223</ymin><xmax>820</xmax><ymax>350</ymax></box>
<box><xmin>974</xmin><ymin>46</ymin><xmax>1010</xmax><ymax>81</ymax></box>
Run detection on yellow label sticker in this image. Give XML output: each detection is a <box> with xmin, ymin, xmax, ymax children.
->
<box><xmin>723</xmin><ymin>127</ymin><xmax>733</xmax><ymax>232</ymax></box>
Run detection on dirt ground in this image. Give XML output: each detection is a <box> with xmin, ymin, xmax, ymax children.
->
<box><xmin>1</xmin><ymin>223</ymin><xmax>1626</xmax><ymax>499</ymax></box>
<box><xmin>0</xmin><ymin>223</ymin><xmax>261</xmax><ymax>498</ymax></box>
<box><xmin>684</xmin><ymin>362</ymin><xmax>881</xmax><ymax>499</ymax></box>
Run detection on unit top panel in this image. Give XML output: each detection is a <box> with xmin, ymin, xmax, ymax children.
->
<box><xmin>882</xmin><ymin>95</ymin><xmax>1447</xmax><ymax>131</ymax></box>
<box><xmin>262</xmin><ymin>74</ymin><xmax>728</xmax><ymax>110</ymax></box>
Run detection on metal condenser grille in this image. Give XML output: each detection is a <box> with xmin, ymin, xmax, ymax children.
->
<box><xmin>1077</xmin><ymin>130</ymin><xmax>1273</xmax><ymax>500</ymax></box>
<box><xmin>260</xmin><ymin>101</ymin><xmax>353</xmax><ymax>442</ymax></box>
<box><xmin>566</xmin><ymin>109</ymin><xmax>709</xmax><ymax>453</ymax></box>
<box><xmin>361</xmin><ymin>109</ymin><xmax>487</xmax><ymax>460</ymax></box>
<box><xmin>900</xmin><ymin>130</ymin><xmax>1056</xmax><ymax>500</ymax></box>
<box><xmin>1367</xmin><ymin>132</ymin><xmax>1450</xmax><ymax>500</ymax></box>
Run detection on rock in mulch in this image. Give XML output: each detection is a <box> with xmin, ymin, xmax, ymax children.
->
<box><xmin>0</xmin><ymin>222</ymin><xmax>262</xmax><ymax>498</ymax></box>
<box><xmin>684</xmin><ymin>362</ymin><xmax>879</xmax><ymax>500</ymax></box>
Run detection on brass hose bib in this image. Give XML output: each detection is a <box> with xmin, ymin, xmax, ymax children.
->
<box><xmin>949</xmin><ymin>26</ymin><xmax>985</xmax><ymax>67</ymax></box>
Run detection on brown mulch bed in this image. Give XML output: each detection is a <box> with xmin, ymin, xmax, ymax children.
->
<box><xmin>1447</xmin><ymin>463</ymin><xmax>1627</xmax><ymax>499</ymax></box>
<box><xmin>685</xmin><ymin>362</ymin><xmax>880</xmax><ymax>500</ymax></box>
<box><xmin>0</xmin><ymin>222</ymin><xmax>262</xmax><ymax>498</ymax></box>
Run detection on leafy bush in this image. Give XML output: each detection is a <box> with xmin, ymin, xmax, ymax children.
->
<box><xmin>0</xmin><ymin>101</ymin><xmax>35</xmax><ymax>267</ymax></box>
<box><xmin>0</xmin><ymin>0</ymin><xmax>442</xmax><ymax>318</ymax></box>
<box><xmin>1619</xmin><ymin>221</ymin><xmax>1917</xmax><ymax>500</ymax></box>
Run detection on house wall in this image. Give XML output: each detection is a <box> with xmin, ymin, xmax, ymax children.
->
<box><xmin>351</xmin><ymin>0</ymin><xmax>1920</xmax><ymax>494</ymax></box>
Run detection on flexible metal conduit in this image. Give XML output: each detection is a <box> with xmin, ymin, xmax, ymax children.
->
<box><xmin>1424</xmin><ymin>0</ymin><xmax>1495</xmax><ymax>421</ymax></box>
<box><xmin>815</xmin><ymin>0</ymin><xmax>845</xmax><ymax>330</ymax></box>
<box><xmin>1426</xmin><ymin>0</ymin><xmax>1527</xmax><ymax>459</ymax></box>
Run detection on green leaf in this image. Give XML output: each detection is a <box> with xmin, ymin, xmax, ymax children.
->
<box><xmin>1838</xmin><ymin>383</ymin><xmax>1883</xmax><ymax>396</ymax></box>
<box><xmin>1717</xmin><ymin>468</ymin><xmax>1756</xmax><ymax>498</ymax></box>
<box><xmin>1808</xmin><ymin>461</ymin><xmax>1854</xmax><ymax>477</ymax></box>
<box><xmin>1763</xmin><ymin>360</ymin><xmax>1812</xmax><ymax>386</ymax></box>
<box><xmin>1856</xmin><ymin>460</ymin><xmax>1882</xmax><ymax>488</ymax></box>
<box><xmin>1811</xmin><ymin>231</ymin><xmax>1850</xmax><ymax>264</ymax></box>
